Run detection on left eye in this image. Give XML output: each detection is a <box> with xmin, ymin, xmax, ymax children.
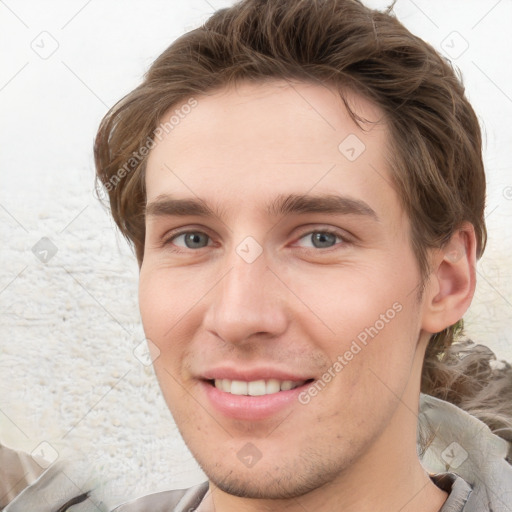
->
<box><xmin>296</xmin><ymin>231</ymin><xmax>343</xmax><ymax>249</ymax></box>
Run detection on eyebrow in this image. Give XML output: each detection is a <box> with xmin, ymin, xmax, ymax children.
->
<box><xmin>145</xmin><ymin>193</ymin><xmax>378</xmax><ymax>221</ymax></box>
<box><xmin>267</xmin><ymin>193</ymin><xmax>378</xmax><ymax>220</ymax></box>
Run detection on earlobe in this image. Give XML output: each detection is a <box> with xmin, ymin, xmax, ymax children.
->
<box><xmin>421</xmin><ymin>223</ymin><xmax>477</xmax><ymax>335</ymax></box>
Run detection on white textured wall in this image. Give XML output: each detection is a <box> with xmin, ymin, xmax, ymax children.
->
<box><xmin>1</xmin><ymin>0</ymin><xmax>511</xmax><ymax>508</ymax></box>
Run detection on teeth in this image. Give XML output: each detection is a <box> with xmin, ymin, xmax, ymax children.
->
<box><xmin>266</xmin><ymin>379</ymin><xmax>280</xmax><ymax>394</ymax></box>
<box><xmin>280</xmin><ymin>380</ymin><xmax>294</xmax><ymax>391</ymax></box>
<box><xmin>231</xmin><ymin>380</ymin><xmax>247</xmax><ymax>395</ymax></box>
<box><xmin>213</xmin><ymin>378</ymin><xmax>307</xmax><ymax>395</ymax></box>
<box><xmin>248</xmin><ymin>380</ymin><xmax>266</xmax><ymax>396</ymax></box>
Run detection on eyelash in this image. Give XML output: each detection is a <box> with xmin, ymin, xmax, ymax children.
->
<box><xmin>294</xmin><ymin>228</ymin><xmax>346</xmax><ymax>250</ymax></box>
<box><xmin>161</xmin><ymin>227</ymin><xmax>350</xmax><ymax>253</ymax></box>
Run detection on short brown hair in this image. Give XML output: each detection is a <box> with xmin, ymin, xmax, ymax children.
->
<box><xmin>95</xmin><ymin>0</ymin><xmax>508</xmax><ymax>438</ymax></box>
<box><xmin>95</xmin><ymin>0</ymin><xmax>486</xmax><ymax>265</ymax></box>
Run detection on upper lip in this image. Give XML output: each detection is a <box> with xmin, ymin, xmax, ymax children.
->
<box><xmin>200</xmin><ymin>366</ymin><xmax>314</xmax><ymax>382</ymax></box>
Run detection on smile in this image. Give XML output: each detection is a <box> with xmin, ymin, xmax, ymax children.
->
<box><xmin>201</xmin><ymin>377</ymin><xmax>315</xmax><ymax>421</ymax></box>
<box><xmin>212</xmin><ymin>378</ymin><xmax>308</xmax><ymax>396</ymax></box>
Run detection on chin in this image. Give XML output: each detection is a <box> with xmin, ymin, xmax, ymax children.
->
<box><xmin>208</xmin><ymin>471</ymin><xmax>322</xmax><ymax>499</ymax></box>
<box><xmin>193</xmin><ymin>446</ymin><xmax>355</xmax><ymax>500</ymax></box>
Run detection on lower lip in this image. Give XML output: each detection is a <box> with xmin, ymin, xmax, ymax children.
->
<box><xmin>200</xmin><ymin>380</ymin><xmax>313</xmax><ymax>421</ymax></box>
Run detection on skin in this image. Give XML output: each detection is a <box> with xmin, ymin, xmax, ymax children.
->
<box><xmin>139</xmin><ymin>80</ymin><xmax>476</xmax><ymax>512</ymax></box>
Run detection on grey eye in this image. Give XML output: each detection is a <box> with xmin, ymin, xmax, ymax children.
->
<box><xmin>174</xmin><ymin>232</ymin><xmax>210</xmax><ymax>249</ymax></box>
<box><xmin>309</xmin><ymin>232</ymin><xmax>338</xmax><ymax>248</ymax></box>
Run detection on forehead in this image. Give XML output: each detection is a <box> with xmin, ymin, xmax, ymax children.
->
<box><xmin>145</xmin><ymin>80</ymin><xmax>402</xmax><ymax>224</ymax></box>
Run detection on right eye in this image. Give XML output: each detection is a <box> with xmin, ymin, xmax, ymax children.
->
<box><xmin>166</xmin><ymin>231</ymin><xmax>212</xmax><ymax>250</ymax></box>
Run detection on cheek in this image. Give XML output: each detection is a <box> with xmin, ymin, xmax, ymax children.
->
<box><xmin>303</xmin><ymin>300</ymin><xmax>420</xmax><ymax>442</ymax></box>
<box><xmin>340</xmin><ymin>298</ymin><xmax>420</xmax><ymax>403</ymax></box>
<box><xmin>138</xmin><ymin>268</ymin><xmax>191</xmax><ymax>392</ymax></box>
<box><xmin>138</xmin><ymin>269</ymin><xmax>193</xmax><ymax>413</ymax></box>
<box><xmin>289</xmin><ymin>262</ymin><xmax>421</xmax><ymax>390</ymax></box>
<box><xmin>138</xmin><ymin>265</ymin><xmax>207</xmax><ymax>341</ymax></box>
<box><xmin>288</xmin><ymin>261</ymin><xmax>414</xmax><ymax>338</ymax></box>
<box><xmin>138</xmin><ymin>270</ymin><xmax>171</xmax><ymax>343</ymax></box>
<box><xmin>138</xmin><ymin>265</ymin><xmax>212</xmax><ymax>399</ymax></box>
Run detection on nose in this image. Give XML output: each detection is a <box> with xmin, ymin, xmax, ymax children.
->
<box><xmin>202</xmin><ymin>249</ymin><xmax>288</xmax><ymax>345</ymax></box>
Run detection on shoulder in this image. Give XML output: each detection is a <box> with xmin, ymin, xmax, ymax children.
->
<box><xmin>112</xmin><ymin>482</ymin><xmax>209</xmax><ymax>512</ymax></box>
<box><xmin>433</xmin><ymin>471</ymin><xmax>512</xmax><ymax>512</ymax></box>
<box><xmin>0</xmin><ymin>443</ymin><xmax>46</xmax><ymax>508</ymax></box>
<box><xmin>2</xmin><ymin>457</ymin><xmax>108</xmax><ymax>512</ymax></box>
<box><xmin>421</xmin><ymin>394</ymin><xmax>512</xmax><ymax>512</ymax></box>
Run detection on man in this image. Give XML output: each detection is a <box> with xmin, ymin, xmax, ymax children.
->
<box><xmin>3</xmin><ymin>0</ymin><xmax>510</xmax><ymax>511</ymax></box>
<box><xmin>93</xmin><ymin>0</ymin><xmax>511</xmax><ymax>510</ymax></box>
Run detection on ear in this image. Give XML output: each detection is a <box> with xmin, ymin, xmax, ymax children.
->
<box><xmin>421</xmin><ymin>223</ymin><xmax>477</xmax><ymax>334</ymax></box>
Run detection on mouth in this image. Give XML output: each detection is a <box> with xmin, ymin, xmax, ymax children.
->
<box><xmin>200</xmin><ymin>377</ymin><xmax>316</xmax><ymax>421</ymax></box>
<box><xmin>207</xmin><ymin>378</ymin><xmax>314</xmax><ymax>396</ymax></box>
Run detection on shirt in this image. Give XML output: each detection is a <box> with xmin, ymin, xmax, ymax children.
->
<box><xmin>3</xmin><ymin>395</ymin><xmax>512</xmax><ymax>511</ymax></box>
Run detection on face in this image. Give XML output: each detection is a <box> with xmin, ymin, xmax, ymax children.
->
<box><xmin>139</xmin><ymin>81</ymin><xmax>429</xmax><ymax>499</ymax></box>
